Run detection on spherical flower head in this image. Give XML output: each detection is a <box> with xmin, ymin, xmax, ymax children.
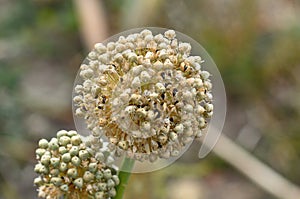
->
<box><xmin>73</xmin><ymin>29</ymin><xmax>213</xmax><ymax>163</ymax></box>
<box><xmin>34</xmin><ymin>130</ymin><xmax>119</xmax><ymax>199</ymax></box>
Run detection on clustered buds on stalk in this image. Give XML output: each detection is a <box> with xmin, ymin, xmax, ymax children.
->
<box><xmin>73</xmin><ymin>29</ymin><xmax>213</xmax><ymax>162</ymax></box>
<box><xmin>34</xmin><ymin>130</ymin><xmax>119</xmax><ymax>199</ymax></box>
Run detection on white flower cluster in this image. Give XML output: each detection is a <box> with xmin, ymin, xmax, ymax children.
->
<box><xmin>34</xmin><ymin>130</ymin><xmax>119</xmax><ymax>199</ymax></box>
<box><xmin>74</xmin><ymin>29</ymin><xmax>213</xmax><ymax>162</ymax></box>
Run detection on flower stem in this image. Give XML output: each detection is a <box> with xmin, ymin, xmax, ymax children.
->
<box><xmin>114</xmin><ymin>157</ymin><xmax>135</xmax><ymax>199</ymax></box>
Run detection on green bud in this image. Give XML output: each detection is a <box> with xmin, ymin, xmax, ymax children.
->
<box><xmin>79</xmin><ymin>150</ymin><xmax>89</xmax><ymax>160</ymax></box>
<box><xmin>112</xmin><ymin>175</ymin><xmax>120</xmax><ymax>185</ymax></box>
<box><xmin>95</xmin><ymin>152</ymin><xmax>105</xmax><ymax>162</ymax></box>
<box><xmin>38</xmin><ymin>139</ymin><xmax>49</xmax><ymax>149</ymax></box>
<box><xmin>95</xmin><ymin>171</ymin><xmax>103</xmax><ymax>180</ymax></box>
<box><xmin>59</xmin><ymin>162</ymin><xmax>68</xmax><ymax>172</ymax></box>
<box><xmin>67</xmin><ymin>168</ymin><xmax>78</xmax><ymax>178</ymax></box>
<box><xmin>83</xmin><ymin>171</ymin><xmax>95</xmax><ymax>182</ymax></box>
<box><xmin>107</xmin><ymin>179</ymin><xmax>115</xmax><ymax>188</ymax></box>
<box><xmin>71</xmin><ymin>156</ymin><xmax>81</xmax><ymax>167</ymax></box>
<box><xmin>103</xmin><ymin>169</ymin><xmax>112</xmax><ymax>179</ymax></box>
<box><xmin>88</xmin><ymin>162</ymin><xmax>98</xmax><ymax>173</ymax></box>
<box><xmin>86</xmin><ymin>148</ymin><xmax>95</xmax><ymax>156</ymax></box>
<box><xmin>49</xmin><ymin>138</ymin><xmax>59</xmax><ymax>150</ymax></box>
<box><xmin>74</xmin><ymin>178</ymin><xmax>83</xmax><ymax>188</ymax></box>
<box><xmin>94</xmin><ymin>191</ymin><xmax>104</xmax><ymax>199</ymax></box>
<box><xmin>57</xmin><ymin>130</ymin><xmax>68</xmax><ymax>138</ymax></box>
<box><xmin>59</xmin><ymin>136</ymin><xmax>71</xmax><ymax>146</ymax></box>
<box><xmin>59</xmin><ymin>146</ymin><xmax>68</xmax><ymax>154</ymax></box>
<box><xmin>97</xmin><ymin>183</ymin><xmax>107</xmax><ymax>191</ymax></box>
<box><xmin>34</xmin><ymin>164</ymin><xmax>43</xmax><ymax>173</ymax></box>
<box><xmin>62</xmin><ymin>153</ymin><xmax>71</xmax><ymax>163</ymax></box>
<box><xmin>40</xmin><ymin>155</ymin><xmax>51</xmax><ymax>166</ymax></box>
<box><xmin>71</xmin><ymin>135</ymin><xmax>81</xmax><ymax>146</ymax></box>
<box><xmin>50</xmin><ymin>168</ymin><xmax>60</xmax><ymax>176</ymax></box>
<box><xmin>60</xmin><ymin>184</ymin><xmax>69</xmax><ymax>192</ymax></box>
<box><xmin>50</xmin><ymin>177</ymin><xmax>62</xmax><ymax>186</ymax></box>
<box><xmin>108</xmin><ymin>188</ymin><xmax>116</xmax><ymax>197</ymax></box>
<box><xmin>35</xmin><ymin>148</ymin><xmax>46</xmax><ymax>158</ymax></box>
<box><xmin>69</xmin><ymin>146</ymin><xmax>79</xmax><ymax>156</ymax></box>
<box><xmin>34</xmin><ymin>177</ymin><xmax>43</xmax><ymax>185</ymax></box>
<box><xmin>67</xmin><ymin>130</ymin><xmax>78</xmax><ymax>137</ymax></box>
<box><xmin>39</xmin><ymin>165</ymin><xmax>49</xmax><ymax>174</ymax></box>
<box><xmin>50</xmin><ymin>157</ymin><xmax>60</xmax><ymax>167</ymax></box>
<box><xmin>85</xmin><ymin>140</ymin><xmax>92</xmax><ymax>147</ymax></box>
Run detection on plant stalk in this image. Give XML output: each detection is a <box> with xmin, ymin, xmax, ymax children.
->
<box><xmin>114</xmin><ymin>157</ymin><xmax>135</xmax><ymax>199</ymax></box>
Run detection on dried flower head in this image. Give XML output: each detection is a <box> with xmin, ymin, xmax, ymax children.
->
<box><xmin>73</xmin><ymin>29</ymin><xmax>213</xmax><ymax>162</ymax></box>
<box><xmin>34</xmin><ymin>130</ymin><xmax>119</xmax><ymax>199</ymax></box>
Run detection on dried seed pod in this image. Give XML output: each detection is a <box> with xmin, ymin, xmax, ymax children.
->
<box><xmin>72</xmin><ymin>28</ymin><xmax>216</xmax><ymax>171</ymax></box>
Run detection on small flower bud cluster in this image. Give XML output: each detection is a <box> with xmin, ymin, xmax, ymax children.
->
<box><xmin>34</xmin><ymin>130</ymin><xmax>119</xmax><ymax>199</ymax></box>
<box><xmin>74</xmin><ymin>29</ymin><xmax>213</xmax><ymax>162</ymax></box>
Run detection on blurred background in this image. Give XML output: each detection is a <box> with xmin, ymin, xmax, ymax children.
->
<box><xmin>0</xmin><ymin>0</ymin><xmax>299</xmax><ymax>198</ymax></box>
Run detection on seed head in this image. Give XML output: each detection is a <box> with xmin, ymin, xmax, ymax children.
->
<box><xmin>73</xmin><ymin>29</ymin><xmax>213</xmax><ymax>162</ymax></box>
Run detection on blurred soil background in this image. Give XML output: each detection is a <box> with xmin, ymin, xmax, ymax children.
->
<box><xmin>0</xmin><ymin>0</ymin><xmax>300</xmax><ymax>199</ymax></box>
